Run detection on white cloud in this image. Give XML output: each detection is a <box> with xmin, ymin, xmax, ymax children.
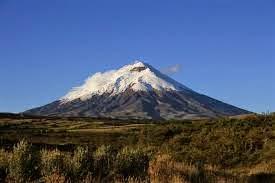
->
<box><xmin>161</xmin><ymin>64</ymin><xmax>182</xmax><ymax>75</ymax></box>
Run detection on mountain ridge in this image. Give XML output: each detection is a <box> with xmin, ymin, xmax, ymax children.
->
<box><xmin>25</xmin><ymin>61</ymin><xmax>251</xmax><ymax>119</ymax></box>
<box><xmin>61</xmin><ymin>61</ymin><xmax>189</xmax><ymax>103</ymax></box>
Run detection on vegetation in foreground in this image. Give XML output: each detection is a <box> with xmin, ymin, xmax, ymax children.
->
<box><xmin>0</xmin><ymin>114</ymin><xmax>274</xmax><ymax>182</ymax></box>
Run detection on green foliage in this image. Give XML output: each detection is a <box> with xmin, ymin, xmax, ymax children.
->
<box><xmin>0</xmin><ymin>149</ymin><xmax>9</xmax><ymax>182</ymax></box>
<box><xmin>40</xmin><ymin>149</ymin><xmax>70</xmax><ymax>178</ymax></box>
<box><xmin>9</xmin><ymin>139</ymin><xmax>40</xmax><ymax>182</ymax></box>
<box><xmin>93</xmin><ymin>145</ymin><xmax>116</xmax><ymax>178</ymax></box>
<box><xmin>71</xmin><ymin>146</ymin><xmax>92</xmax><ymax>180</ymax></box>
<box><xmin>140</xmin><ymin>115</ymin><xmax>274</xmax><ymax>168</ymax></box>
<box><xmin>0</xmin><ymin>114</ymin><xmax>274</xmax><ymax>182</ymax></box>
<box><xmin>139</xmin><ymin>123</ymin><xmax>184</xmax><ymax>146</ymax></box>
<box><xmin>115</xmin><ymin>146</ymin><xmax>149</xmax><ymax>178</ymax></box>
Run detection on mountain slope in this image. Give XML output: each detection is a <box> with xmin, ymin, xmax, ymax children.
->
<box><xmin>60</xmin><ymin>61</ymin><xmax>188</xmax><ymax>103</ymax></box>
<box><xmin>25</xmin><ymin>61</ymin><xmax>250</xmax><ymax>119</ymax></box>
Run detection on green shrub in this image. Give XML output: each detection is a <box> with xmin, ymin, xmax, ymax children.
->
<box><xmin>71</xmin><ymin>146</ymin><xmax>92</xmax><ymax>180</ymax></box>
<box><xmin>0</xmin><ymin>149</ymin><xmax>9</xmax><ymax>182</ymax></box>
<box><xmin>9</xmin><ymin>140</ymin><xmax>40</xmax><ymax>182</ymax></box>
<box><xmin>40</xmin><ymin>149</ymin><xmax>70</xmax><ymax>178</ymax></box>
<box><xmin>115</xmin><ymin>146</ymin><xmax>149</xmax><ymax>178</ymax></box>
<box><xmin>140</xmin><ymin>124</ymin><xmax>183</xmax><ymax>146</ymax></box>
<box><xmin>93</xmin><ymin>145</ymin><xmax>116</xmax><ymax>178</ymax></box>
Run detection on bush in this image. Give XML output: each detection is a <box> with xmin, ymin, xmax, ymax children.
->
<box><xmin>71</xmin><ymin>146</ymin><xmax>92</xmax><ymax>180</ymax></box>
<box><xmin>93</xmin><ymin>145</ymin><xmax>116</xmax><ymax>178</ymax></box>
<box><xmin>149</xmin><ymin>154</ymin><xmax>199</xmax><ymax>183</ymax></box>
<box><xmin>44</xmin><ymin>172</ymin><xmax>66</xmax><ymax>183</ymax></box>
<box><xmin>0</xmin><ymin>149</ymin><xmax>9</xmax><ymax>182</ymax></box>
<box><xmin>0</xmin><ymin>114</ymin><xmax>273</xmax><ymax>182</ymax></box>
<box><xmin>8</xmin><ymin>140</ymin><xmax>40</xmax><ymax>182</ymax></box>
<box><xmin>115</xmin><ymin>146</ymin><xmax>149</xmax><ymax>179</ymax></box>
<box><xmin>40</xmin><ymin>149</ymin><xmax>70</xmax><ymax>178</ymax></box>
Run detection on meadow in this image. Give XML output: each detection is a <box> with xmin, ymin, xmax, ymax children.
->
<box><xmin>0</xmin><ymin>113</ymin><xmax>274</xmax><ymax>182</ymax></box>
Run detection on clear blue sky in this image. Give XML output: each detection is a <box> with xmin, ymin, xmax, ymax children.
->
<box><xmin>0</xmin><ymin>0</ymin><xmax>274</xmax><ymax>113</ymax></box>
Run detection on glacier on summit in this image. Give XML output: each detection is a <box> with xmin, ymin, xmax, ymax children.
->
<box><xmin>61</xmin><ymin>61</ymin><xmax>188</xmax><ymax>103</ymax></box>
<box><xmin>25</xmin><ymin>61</ymin><xmax>250</xmax><ymax>119</ymax></box>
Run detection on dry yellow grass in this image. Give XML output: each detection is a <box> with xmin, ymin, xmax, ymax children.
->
<box><xmin>148</xmin><ymin>154</ymin><xmax>197</xmax><ymax>183</ymax></box>
<box><xmin>68</xmin><ymin>124</ymin><xmax>150</xmax><ymax>133</ymax></box>
<box><xmin>248</xmin><ymin>160</ymin><xmax>275</xmax><ymax>175</ymax></box>
<box><xmin>44</xmin><ymin>172</ymin><xmax>66</xmax><ymax>183</ymax></box>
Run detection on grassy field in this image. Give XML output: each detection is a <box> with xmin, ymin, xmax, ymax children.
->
<box><xmin>0</xmin><ymin>115</ymin><xmax>153</xmax><ymax>149</ymax></box>
<box><xmin>0</xmin><ymin>113</ymin><xmax>274</xmax><ymax>182</ymax></box>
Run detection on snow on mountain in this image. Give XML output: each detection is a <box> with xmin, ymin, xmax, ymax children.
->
<box><xmin>25</xmin><ymin>61</ymin><xmax>251</xmax><ymax>119</ymax></box>
<box><xmin>61</xmin><ymin>61</ymin><xmax>188</xmax><ymax>103</ymax></box>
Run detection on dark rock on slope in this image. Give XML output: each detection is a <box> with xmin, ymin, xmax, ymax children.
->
<box><xmin>25</xmin><ymin>61</ymin><xmax>250</xmax><ymax>119</ymax></box>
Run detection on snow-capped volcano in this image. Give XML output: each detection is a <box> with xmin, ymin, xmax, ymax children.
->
<box><xmin>25</xmin><ymin>61</ymin><xmax>250</xmax><ymax>120</ymax></box>
<box><xmin>61</xmin><ymin>61</ymin><xmax>188</xmax><ymax>103</ymax></box>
